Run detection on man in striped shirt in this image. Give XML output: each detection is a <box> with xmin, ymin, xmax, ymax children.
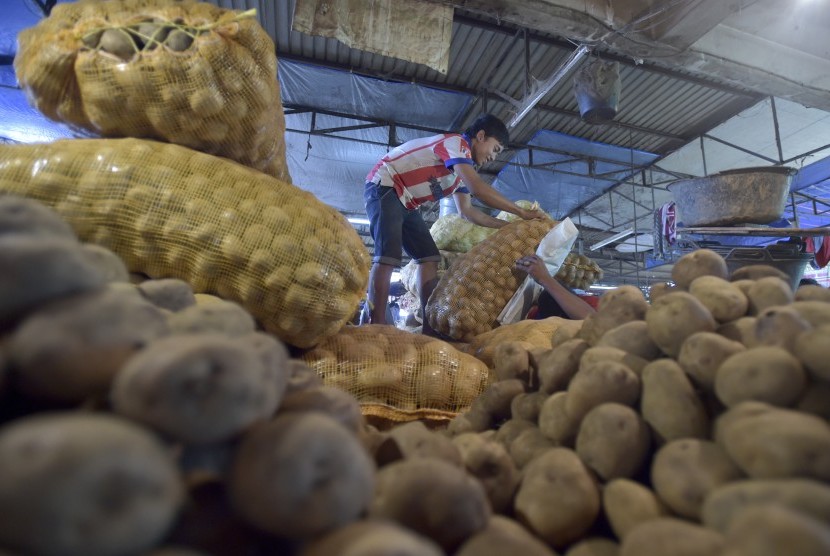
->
<box><xmin>363</xmin><ymin>113</ymin><xmax>545</xmax><ymax>333</ymax></box>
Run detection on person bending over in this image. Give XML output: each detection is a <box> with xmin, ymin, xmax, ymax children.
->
<box><xmin>363</xmin><ymin>113</ymin><xmax>545</xmax><ymax>333</ymax></box>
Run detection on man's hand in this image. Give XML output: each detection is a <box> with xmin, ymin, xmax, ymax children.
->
<box><xmin>518</xmin><ymin>207</ymin><xmax>547</xmax><ymax>220</ymax></box>
<box><xmin>515</xmin><ymin>254</ymin><xmax>552</xmax><ymax>282</ymax></box>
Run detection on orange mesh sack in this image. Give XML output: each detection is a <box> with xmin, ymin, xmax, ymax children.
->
<box><xmin>556</xmin><ymin>252</ymin><xmax>604</xmax><ymax>290</ymax></box>
<box><xmin>303</xmin><ymin>325</ymin><xmax>494</xmax><ymax>422</ymax></box>
<box><xmin>14</xmin><ymin>0</ymin><xmax>290</xmax><ymax>180</ymax></box>
<box><xmin>425</xmin><ymin>218</ymin><xmax>556</xmax><ymax>342</ymax></box>
<box><xmin>0</xmin><ymin>138</ymin><xmax>369</xmax><ymax>349</ymax></box>
<box><xmin>466</xmin><ymin>317</ymin><xmax>583</xmax><ymax>368</ymax></box>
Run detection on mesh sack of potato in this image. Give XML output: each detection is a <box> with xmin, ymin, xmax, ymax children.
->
<box><xmin>399</xmin><ymin>250</ymin><xmax>466</xmax><ymax>296</ymax></box>
<box><xmin>302</xmin><ymin>325</ymin><xmax>494</xmax><ymax>422</ymax></box>
<box><xmin>426</xmin><ymin>218</ymin><xmax>557</xmax><ymax>342</ymax></box>
<box><xmin>466</xmin><ymin>316</ymin><xmax>582</xmax><ymax>368</ymax></box>
<box><xmin>0</xmin><ymin>138</ymin><xmax>369</xmax><ymax>349</ymax></box>
<box><xmin>14</xmin><ymin>0</ymin><xmax>289</xmax><ymax>180</ymax></box>
<box><xmin>556</xmin><ymin>252</ymin><xmax>604</xmax><ymax>290</ymax></box>
<box><xmin>429</xmin><ymin>213</ymin><xmax>496</xmax><ymax>253</ymax></box>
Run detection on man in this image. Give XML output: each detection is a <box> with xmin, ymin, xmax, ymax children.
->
<box><xmin>363</xmin><ymin>113</ymin><xmax>545</xmax><ymax>332</ymax></box>
<box><xmin>515</xmin><ymin>254</ymin><xmax>596</xmax><ymax>320</ymax></box>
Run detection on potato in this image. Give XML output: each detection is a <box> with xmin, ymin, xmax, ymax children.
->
<box><xmin>138</xmin><ymin>278</ymin><xmax>197</xmax><ymax>312</ymax></box>
<box><xmin>722</xmin><ymin>504</ymin><xmax>830</xmax><ymax>556</ymax></box>
<box><xmin>730</xmin><ymin>264</ymin><xmax>789</xmax><ymax>283</ymax></box>
<box><xmin>579</xmin><ymin>345</ymin><xmax>649</xmax><ymax>376</ymax></box>
<box><xmin>0</xmin><ymin>194</ymin><xmax>76</xmax><ymax>239</ymax></box>
<box><xmin>473</xmin><ymin>379</ymin><xmax>526</xmax><ymax>422</ymax></box>
<box><xmin>80</xmin><ymin>243</ymin><xmax>130</xmax><ymax>282</ymax></box>
<box><xmin>277</xmin><ymin>386</ymin><xmax>365</xmax><ymax>436</ymax></box>
<box><xmin>494</xmin><ymin>418</ymin><xmax>536</xmax><ymax>448</ymax></box>
<box><xmin>566</xmin><ymin>360</ymin><xmax>641</xmax><ymax>422</ymax></box>
<box><xmin>648</xmin><ymin>281</ymin><xmax>676</xmax><ymax>302</ymax></box>
<box><xmin>456</xmin><ymin>516</ymin><xmax>558</xmax><ymax>556</ymax></box>
<box><xmin>369</xmin><ymin>457</ymin><xmax>491</xmax><ymax>552</ymax></box>
<box><xmin>646</xmin><ymin>292</ymin><xmax>717</xmax><ymax>357</ymax></box>
<box><xmin>620</xmin><ymin>518</ymin><xmax>724</xmax><ymax>556</ymax></box>
<box><xmin>793</xmin><ymin>324</ymin><xmax>830</xmax><ymax>381</ymax></box>
<box><xmin>448</xmin><ymin>408</ymin><xmax>493</xmax><ymax>435</ymax></box>
<box><xmin>596</xmin><ymin>320</ymin><xmax>662</xmax><ymax>360</ymax></box>
<box><xmin>511</xmin><ymin>391</ymin><xmax>546</xmax><ymax>422</ymax></box>
<box><xmin>375</xmin><ymin>421</ymin><xmax>462</xmax><ymax>467</ymax></box>
<box><xmin>9</xmin><ymin>288</ymin><xmax>169</xmax><ymax>403</ymax></box>
<box><xmin>578</xmin><ymin>286</ymin><xmax>649</xmax><ymax>345</ymax></box>
<box><xmin>651</xmin><ymin>439</ymin><xmax>743</xmax><ymax>520</ymax></box>
<box><xmin>603</xmin><ymin>478</ymin><xmax>667</xmax><ymax>540</ymax></box>
<box><xmin>536</xmin><ymin>338</ymin><xmax>589</xmax><ymax>394</ymax></box>
<box><xmin>796</xmin><ymin>379</ymin><xmax>830</xmax><ymax>419</ymax></box>
<box><xmin>111</xmin><ymin>334</ymin><xmax>286</xmax><ymax>444</ymax></box>
<box><xmin>715</xmin><ymin>402</ymin><xmax>830</xmax><ymax>480</ymax></box>
<box><xmin>515</xmin><ymin>448</ymin><xmax>600</xmax><ymax>548</ymax></box>
<box><xmin>301</xmin><ymin>520</ymin><xmax>443</xmax><ymax>556</ymax></box>
<box><xmin>453</xmin><ymin>433</ymin><xmax>520</xmax><ymax>513</ymax></box>
<box><xmin>702</xmin><ymin>478</ymin><xmax>830</xmax><ymax>533</ymax></box>
<box><xmin>575</xmin><ymin>403</ymin><xmax>650</xmax><ymax>480</ymax></box>
<box><xmin>714</xmin><ymin>346</ymin><xmax>806</xmax><ymax>407</ymax></box>
<box><xmin>689</xmin><ymin>275</ymin><xmax>748</xmax><ymax>322</ymax></box>
<box><xmin>167</xmin><ymin>300</ymin><xmax>256</xmax><ymax>337</ymax></box>
<box><xmin>746</xmin><ymin>276</ymin><xmax>794</xmax><ymax>315</ymax></box>
<box><xmin>717</xmin><ymin>316</ymin><xmax>757</xmax><ymax>347</ymax></box>
<box><xmin>509</xmin><ymin>426</ymin><xmax>554</xmax><ymax>469</ymax></box>
<box><xmin>565</xmin><ymin>538</ymin><xmax>619</xmax><ymax>556</ymax></box>
<box><xmin>671</xmin><ymin>248</ymin><xmax>728</xmax><ymax>290</ymax></box>
<box><xmin>640</xmin><ymin>359</ymin><xmax>709</xmax><ymax>443</ymax></box>
<box><xmin>493</xmin><ymin>341</ymin><xmax>531</xmax><ymax>382</ymax></box>
<box><xmin>794</xmin><ymin>284</ymin><xmax>830</xmax><ymax>302</ymax></box>
<box><xmin>677</xmin><ymin>331</ymin><xmax>745</xmax><ymax>390</ymax></box>
<box><xmin>283</xmin><ymin>359</ymin><xmax>324</xmax><ymax>395</ymax></box>
<box><xmin>0</xmin><ymin>236</ymin><xmax>107</xmax><ymax>328</ymax></box>
<box><xmin>0</xmin><ymin>413</ymin><xmax>183</xmax><ymax>556</ymax></box>
<box><xmin>790</xmin><ymin>300</ymin><xmax>830</xmax><ymax>327</ymax></box>
<box><xmin>229</xmin><ymin>413</ymin><xmax>375</xmax><ymax>539</ymax></box>
<box><xmin>538</xmin><ymin>392</ymin><xmax>580</xmax><ymax>446</ymax></box>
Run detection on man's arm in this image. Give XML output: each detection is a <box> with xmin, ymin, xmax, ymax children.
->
<box><xmin>454</xmin><ymin>164</ymin><xmax>545</xmax><ymax>220</ymax></box>
<box><xmin>453</xmin><ymin>191</ymin><xmax>508</xmax><ymax>229</ymax></box>
<box><xmin>516</xmin><ymin>254</ymin><xmax>596</xmax><ymax>320</ymax></box>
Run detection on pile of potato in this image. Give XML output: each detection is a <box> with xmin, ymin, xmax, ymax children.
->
<box><xmin>3</xmin><ymin>195</ymin><xmax>829</xmax><ymax>556</ymax></box>
<box><xmin>555</xmin><ymin>252</ymin><xmax>604</xmax><ymax>291</ymax></box>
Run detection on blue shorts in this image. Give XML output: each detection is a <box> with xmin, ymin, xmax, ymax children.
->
<box><xmin>364</xmin><ymin>182</ymin><xmax>441</xmax><ymax>266</ymax></box>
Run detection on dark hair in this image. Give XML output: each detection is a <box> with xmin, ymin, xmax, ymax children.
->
<box><xmin>799</xmin><ymin>277</ymin><xmax>821</xmax><ymax>287</ymax></box>
<box><xmin>464</xmin><ymin>114</ymin><xmax>509</xmax><ymax>146</ymax></box>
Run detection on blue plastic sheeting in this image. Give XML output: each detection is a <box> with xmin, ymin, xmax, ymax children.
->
<box><xmin>493</xmin><ymin>130</ymin><xmax>659</xmax><ymax>219</ymax></box>
<box><xmin>279</xmin><ymin>59</ymin><xmax>472</xmax><ymax>130</ymax></box>
<box><xmin>1</xmin><ymin>0</ymin><xmax>45</xmax><ymax>57</ymax></box>
<box><xmin>0</xmin><ymin>66</ymin><xmax>81</xmax><ymax>143</ymax></box>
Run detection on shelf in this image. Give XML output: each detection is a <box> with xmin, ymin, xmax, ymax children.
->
<box><xmin>678</xmin><ymin>227</ymin><xmax>830</xmax><ymax>237</ymax></box>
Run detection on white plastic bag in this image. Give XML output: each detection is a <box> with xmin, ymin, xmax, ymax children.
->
<box><xmin>497</xmin><ymin>218</ymin><xmax>579</xmax><ymax>325</ymax></box>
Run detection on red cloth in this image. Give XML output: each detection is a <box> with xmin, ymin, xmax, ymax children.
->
<box><xmin>817</xmin><ymin>236</ymin><xmax>830</xmax><ymax>268</ymax></box>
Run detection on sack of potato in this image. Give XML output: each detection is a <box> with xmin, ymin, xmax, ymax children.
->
<box><xmin>426</xmin><ymin>218</ymin><xmax>556</xmax><ymax>342</ymax></box>
<box><xmin>466</xmin><ymin>316</ymin><xmax>583</xmax><ymax>368</ymax></box>
<box><xmin>14</xmin><ymin>0</ymin><xmax>290</xmax><ymax>180</ymax></box>
<box><xmin>0</xmin><ymin>138</ymin><xmax>369</xmax><ymax>349</ymax></box>
<box><xmin>302</xmin><ymin>324</ymin><xmax>494</xmax><ymax>422</ymax></box>
<box><xmin>556</xmin><ymin>252</ymin><xmax>604</xmax><ymax>290</ymax></box>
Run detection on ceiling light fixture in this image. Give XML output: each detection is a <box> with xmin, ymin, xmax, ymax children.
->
<box><xmin>508</xmin><ymin>44</ymin><xmax>592</xmax><ymax>129</ymax></box>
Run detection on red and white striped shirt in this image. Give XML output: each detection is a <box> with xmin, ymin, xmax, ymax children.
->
<box><xmin>366</xmin><ymin>133</ymin><xmax>473</xmax><ymax>209</ymax></box>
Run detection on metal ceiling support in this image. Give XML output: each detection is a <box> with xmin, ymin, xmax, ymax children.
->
<box><xmin>771</xmin><ymin>97</ymin><xmax>784</xmax><ymax>164</ymax></box>
<box><xmin>508</xmin><ymin>44</ymin><xmax>591</xmax><ymax>128</ymax></box>
<box><xmin>701</xmin><ymin>133</ymin><xmax>779</xmax><ymax>165</ymax></box>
